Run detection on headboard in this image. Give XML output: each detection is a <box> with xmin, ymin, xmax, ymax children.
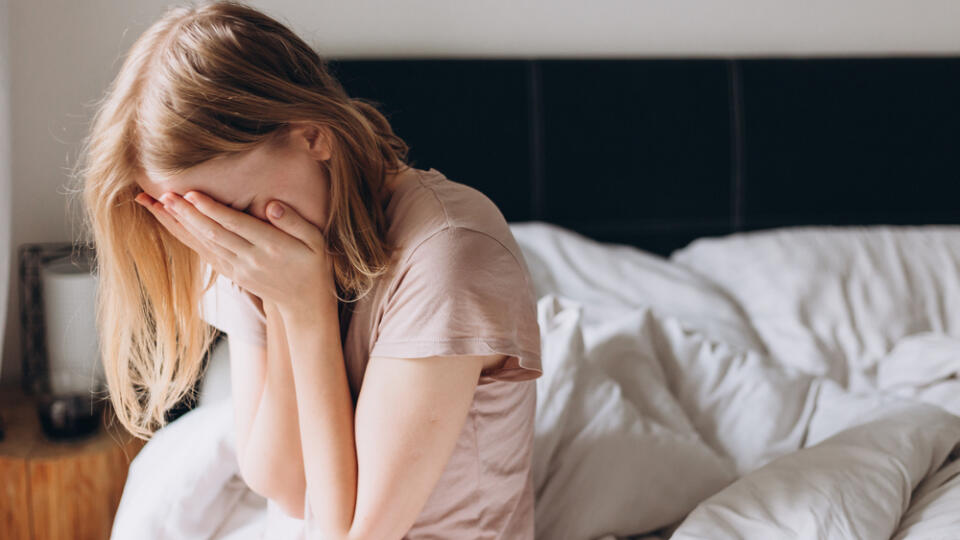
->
<box><xmin>326</xmin><ymin>57</ymin><xmax>960</xmax><ymax>256</ymax></box>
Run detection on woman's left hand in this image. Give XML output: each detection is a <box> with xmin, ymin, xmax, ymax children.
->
<box><xmin>135</xmin><ymin>190</ymin><xmax>336</xmax><ymax>316</ymax></box>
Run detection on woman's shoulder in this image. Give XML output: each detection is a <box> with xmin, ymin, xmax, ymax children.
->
<box><xmin>390</xmin><ymin>167</ymin><xmax>527</xmax><ymax>271</ymax></box>
<box><xmin>374</xmin><ymin>176</ymin><xmax>543</xmax><ymax>381</ymax></box>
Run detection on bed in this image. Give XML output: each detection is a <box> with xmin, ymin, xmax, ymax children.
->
<box><xmin>110</xmin><ymin>57</ymin><xmax>960</xmax><ymax>539</ymax></box>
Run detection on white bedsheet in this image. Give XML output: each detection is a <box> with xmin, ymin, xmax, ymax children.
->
<box><xmin>111</xmin><ymin>222</ymin><xmax>960</xmax><ymax>540</ymax></box>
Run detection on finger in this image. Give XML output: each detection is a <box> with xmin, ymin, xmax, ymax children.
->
<box><xmin>181</xmin><ymin>191</ymin><xmax>281</xmax><ymax>248</ymax></box>
<box><xmin>136</xmin><ymin>194</ymin><xmax>234</xmax><ymax>263</ymax></box>
<box><xmin>264</xmin><ymin>200</ymin><xmax>326</xmax><ymax>252</ymax></box>
<box><xmin>136</xmin><ymin>194</ymin><xmax>204</xmax><ymax>252</ymax></box>
<box><xmin>136</xmin><ymin>195</ymin><xmax>239</xmax><ymax>286</ymax></box>
<box><xmin>160</xmin><ymin>192</ymin><xmax>251</xmax><ymax>256</ymax></box>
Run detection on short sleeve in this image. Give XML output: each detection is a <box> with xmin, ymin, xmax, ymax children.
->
<box><xmin>370</xmin><ymin>227</ymin><xmax>542</xmax><ymax>382</ymax></box>
<box><xmin>199</xmin><ymin>263</ymin><xmax>267</xmax><ymax>348</ymax></box>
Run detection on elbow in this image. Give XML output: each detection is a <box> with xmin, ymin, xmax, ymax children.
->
<box><xmin>343</xmin><ymin>519</ymin><xmax>405</xmax><ymax>540</ymax></box>
<box><xmin>271</xmin><ymin>490</ymin><xmax>306</xmax><ymax>521</ymax></box>
<box><xmin>238</xmin><ymin>458</ymin><xmax>306</xmax><ymax>519</ymax></box>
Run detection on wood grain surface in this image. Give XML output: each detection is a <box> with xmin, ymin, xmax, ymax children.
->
<box><xmin>0</xmin><ymin>387</ymin><xmax>146</xmax><ymax>540</ymax></box>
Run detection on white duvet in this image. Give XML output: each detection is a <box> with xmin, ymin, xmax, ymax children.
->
<box><xmin>111</xmin><ymin>222</ymin><xmax>960</xmax><ymax>540</ymax></box>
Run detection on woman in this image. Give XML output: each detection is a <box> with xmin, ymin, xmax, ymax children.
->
<box><xmin>73</xmin><ymin>1</ymin><xmax>543</xmax><ymax>538</ymax></box>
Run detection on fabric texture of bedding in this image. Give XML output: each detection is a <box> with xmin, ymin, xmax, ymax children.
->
<box><xmin>112</xmin><ymin>221</ymin><xmax>960</xmax><ymax>540</ymax></box>
<box><xmin>670</xmin><ymin>226</ymin><xmax>960</xmax><ymax>390</ymax></box>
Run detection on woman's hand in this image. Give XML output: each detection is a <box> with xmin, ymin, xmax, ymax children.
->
<box><xmin>134</xmin><ymin>190</ymin><xmax>336</xmax><ymax>316</ymax></box>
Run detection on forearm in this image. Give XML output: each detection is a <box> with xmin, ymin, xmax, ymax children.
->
<box><xmin>230</xmin><ymin>289</ymin><xmax>267</xmax><ymax>463</ymax></box>
<box><xmin>229</xmin><ymin>345</ymin><xmax>265</xmax><ymax>477</ymax></box>
<box><xmin>279</xmin><ymin>300</ymin><xmax>357</xmax><ymax>540</ymax></box>
<box><xmin>239</xmin><ymin>299</ymin><xmax>308</xmax><ymax>517</ymax></box>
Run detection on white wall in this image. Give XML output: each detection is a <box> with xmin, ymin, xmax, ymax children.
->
<box><xmin>0</xmin><ymin>0</ymin><xmax>10</xmax><ymax>387</ymax></box>
<box><xmin>3</xmin><ymin>0</ymin><xmax>960</xmax><ymax>386</ymax></box>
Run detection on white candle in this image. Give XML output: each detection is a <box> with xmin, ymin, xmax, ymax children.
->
<box><xmin>40</xmin><ymin>255</ymin><xmax>103</xmax><ymax>396</ymax></box>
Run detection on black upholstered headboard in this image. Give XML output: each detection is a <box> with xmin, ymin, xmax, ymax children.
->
<box><xmin>326</xmin><ymin>58</ymin><xmax>960</xmax><ymax>256</ymax></box>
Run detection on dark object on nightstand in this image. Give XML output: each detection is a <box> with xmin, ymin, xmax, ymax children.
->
<box><xmin>36</xmin><ymin>393</ymin><xmax>105</xmax><ymax>440</ymax></box>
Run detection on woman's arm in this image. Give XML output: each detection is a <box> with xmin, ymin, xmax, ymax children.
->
<box><xmin>225</xmin><ymin>335</ymin><xmax>265</xmax><ymax>478</ymax></box>
<box><xmin>234</xmin><ymin>297</ymin><xmax>307</xmax><ymax>517</ymax></box>
<box><xmin>279</xmin><ymin>300</ymin><xmax>355</xmax><ymax>537</ymax></box>
<box><xmin>277</xmin><ymin>299</ymin><xmax>494</xmax><ymax>540</ymax></box>
<box><xmin>227</xmin><ymin>288</ymin><xmax>267</xmax><ymax>471</ymax></box>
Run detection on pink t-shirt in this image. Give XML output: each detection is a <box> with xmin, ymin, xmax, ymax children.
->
<box><xmin>200</xmin><ymin>166</ymin><xmax>543</xmax><ymax>538</ymax></box>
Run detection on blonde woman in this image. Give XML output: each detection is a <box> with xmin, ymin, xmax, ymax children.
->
<box><xmin>74</xmin><ymin>1</ymin><xmax>542</xmax><ymax>538</ymax></box>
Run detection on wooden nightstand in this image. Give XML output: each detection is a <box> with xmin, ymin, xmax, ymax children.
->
<box><xmin>0</xmin><ymin>386</ymin><xmax>146</xmax><ymax>540</ymax></box>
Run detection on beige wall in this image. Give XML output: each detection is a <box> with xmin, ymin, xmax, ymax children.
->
<box><xmin>3</xmin><ymin>0</ymin><xmax>960</xmax><ymax>385</ymax></box>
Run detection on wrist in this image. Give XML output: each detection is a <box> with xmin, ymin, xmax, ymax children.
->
<box><xmin>276</xmin><ymin>295</ymin><xmax>337</xmax><ymax>325</ymax></box>
<box><xmin>276</xmin><ymin>298</ymin><xmax>342</xmax><ymax>355</ymax></box>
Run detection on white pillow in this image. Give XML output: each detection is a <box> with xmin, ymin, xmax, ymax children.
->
<box><xmin>670</xmin><ymin>226</ymin><xmax>960</xmax><ymax>389</ymax></box>
<box><xmin>670</xmin><ymin>398</ymin><xmax>960</xmax><ymax>540</ymax></box>
<box><xmin>510</xmin><ymin>221</ymin><xmax>766</xmax><ymax>354</ymax></box>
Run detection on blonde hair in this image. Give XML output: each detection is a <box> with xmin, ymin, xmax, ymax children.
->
<box><xmin>70</xmin><ymin>0</ymin><xmax>410</xmax><ymax>439</ymax></box>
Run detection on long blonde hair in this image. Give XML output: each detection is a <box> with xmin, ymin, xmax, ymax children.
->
<box><xmin>70</xmin><ymin>0</ymin><xmax>410</xmax><ymax>440</ymax></box>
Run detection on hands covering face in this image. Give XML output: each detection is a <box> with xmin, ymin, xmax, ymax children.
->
<box><xmin>135</xmin><ymin>189</ymin><xmax>336</xmax><ymax>316</ymax></box>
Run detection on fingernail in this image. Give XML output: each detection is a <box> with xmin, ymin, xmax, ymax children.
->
<box><xmin>268</xmin><ymin>202</ymin><xmax>284</xmax><ymax>218</ymax></box>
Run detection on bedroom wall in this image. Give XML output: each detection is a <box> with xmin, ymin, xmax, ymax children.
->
<box><xmin>3</xmin><ymin>0</ymin><xmax>960</xmax><ymax>386</ymax></box>
<box><xmin>0</xmin><ymin>0</ymin><xmax>10</xmax><ymax>388</ymax></box>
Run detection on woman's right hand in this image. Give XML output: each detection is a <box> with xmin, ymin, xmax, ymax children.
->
<box><xmin>135</xmin><ymin>191</ymin><xmax>227</xmax><ymax>273</ymax></box>
<box><xmin>137</xmin><ymin>191</ymin><xmax>263</xmax><ymax>313</ymax></box>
